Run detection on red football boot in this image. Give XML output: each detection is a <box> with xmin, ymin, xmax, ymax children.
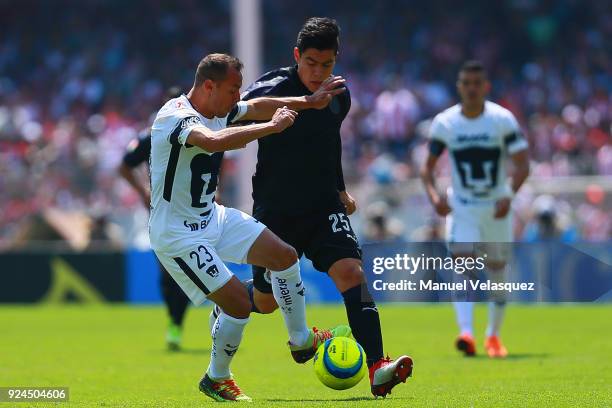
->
<box><xmin>369</xmin><ymin>355</ymin><xmax>413</xmax><ymax>398</ymax></box>
<box><xmin>455</xmin><ymin>333</ymin><xmax>476</xmax><ymax>356</ymax></box>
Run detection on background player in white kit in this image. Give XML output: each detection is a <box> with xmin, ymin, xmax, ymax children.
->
<box><xmin>149</xmin><ymin>53</ymin><xmax>350</xmax><ymax>401</ymax></box>
<box><xmin>421</xmin><ymin>61</ymin><xmax>530</xmax><ymax>358</ymax></box>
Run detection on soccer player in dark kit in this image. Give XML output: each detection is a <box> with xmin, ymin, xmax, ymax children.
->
<box><xmin>118</xmin><ymin>87</ymin><xmax>192</xmax><ymax>351</ymax></box>
<box><xmin>218</xmin><ymin>17</ymin><xmax>414</xmax><ymax>398</ymax></box>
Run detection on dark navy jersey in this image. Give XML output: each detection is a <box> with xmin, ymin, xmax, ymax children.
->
<box><xmin>241</xmin><ymin>66</ymin><xmax>350</xmax><ymax>216</ymax></box>
<box><xmin>122</xmin><ymin>131</ymin><xmax>151</xmax><ymax>168</ymax></box>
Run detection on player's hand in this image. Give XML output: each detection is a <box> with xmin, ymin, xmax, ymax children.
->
<box><xmin>494</xmin><ymin>197</ymin><xmax>511</xmax><ymax>218</ymax></box>
<box><xmin>433</xmin><ymin>194</ymin><xmax>452</xmax><ymax>216</ymax></box>
<box><xmin>270</xmin><ymin>106</ymin><xmax>298</xmax><ymax>132</ymax></box>
<box><xmin>339</xmin><ymin>190</ymin><xmax>357</xmax><ymax>215</ymax></box>
<box><xmin>305</xmin><ymin>75</ymin><xmax>346</xmax><ymax>110</ymax></box>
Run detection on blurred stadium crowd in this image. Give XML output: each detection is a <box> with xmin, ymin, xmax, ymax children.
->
<box><xmin>0</xmin><ymin>0</ymin><xmax>610</xmax><ymax>247</ymax></box>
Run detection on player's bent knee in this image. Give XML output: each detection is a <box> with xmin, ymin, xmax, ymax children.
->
<box><xmin>270</xmin><ymin>244</ymin><xmax>298</xmax><ymax>271</ymax></box>
<box><xmin>209</xmin><ymin>277</ymin><xmax>251</xmax><ymax>319</ymax></box>
<box><xmin>329</xmin><ymin>259</ymin><xmax>365</xmax><ymax>291</ymax></box>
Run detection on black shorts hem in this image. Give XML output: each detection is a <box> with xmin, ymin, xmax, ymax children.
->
<box><xmin>312</xmin><ymin>246</ymin><xmax>362</xmax><ymax>273</ymax></box>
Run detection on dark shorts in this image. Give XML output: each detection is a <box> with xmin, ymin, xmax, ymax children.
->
<box><xmin>252</xmin><ymin>205</ymin><xmax>362</xmax><ymax>293</ymax></box>
<box><xmin>158</xmin><ymin>260</ymin><xmax>190</xmax><ymax>302</ymax></box>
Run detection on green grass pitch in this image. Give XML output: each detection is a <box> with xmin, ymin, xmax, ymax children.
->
<box><xmin>1</xmin><ymin>304</ymin><xmax>611</xmax><ymax>407</ymax></box>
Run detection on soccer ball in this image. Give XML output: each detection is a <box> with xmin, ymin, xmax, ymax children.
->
<box><xmin>313</xmin><ymin>337</ymin><xmax>367</xmax><ymax>390</ymax></box>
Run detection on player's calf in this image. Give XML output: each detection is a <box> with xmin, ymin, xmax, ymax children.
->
<box><xmin>253</xmin><ymin>287</ymin><xmax>278</xmax><ymax>314</ymax></box>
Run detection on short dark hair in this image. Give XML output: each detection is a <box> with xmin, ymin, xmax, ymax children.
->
<box><xmin>194</xmin><ymin>53</ymin><xmax>243</xmax><ymax>86</ymax></box>
<box><xmin>296</xmin><ymin>17</ymin><xmax>340</xmax><ymax>54</ymax></box>
<box><xmin>459</xmin><ymin>60</ymin><xmax>487</xmax><ymax>77</ymax></box>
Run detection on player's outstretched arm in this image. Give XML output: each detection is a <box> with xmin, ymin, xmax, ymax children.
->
<box><xmin>186</xmin><ymin>107</ymin><xmax>297</xmax><ymax>153</ymax></box>
<box><xmin>241</xmin><ymin>76</ymin><xmax>346</xmax><ymax>121</ymax></box>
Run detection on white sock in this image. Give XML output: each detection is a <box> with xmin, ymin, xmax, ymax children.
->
<box><xmin>453</xmin><ymin>302</ymin><xmax>474</xmax><ymax>336</ymax></box>
<box><xmin>207</xmin><ymin>312</ymin><xmax>249</xmax><ymax>380</ymax></box>
<box><xmin>486</xmin><ymin>263</ymin><xmax>507</xmax><ymax>337</ymax></box>
<box><xmin>486</xmin><ymin>302</ymin><xmax>506</xmax><ymax>337</ymax></box>
<box><xmin>270</xmin><ymin>262</ymin><xmax>309</xmax><ymax>346</ymax></box>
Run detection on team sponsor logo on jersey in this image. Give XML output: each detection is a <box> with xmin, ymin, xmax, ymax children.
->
<box><xmin>184</xmin><ymin>220</ymin><xmax>199</xmax><ymax>231</ymax></box>
<box><xmin>456</xmin><ymin>133</ymin><xmax>490</xmax><ymax>143</ymax></box>
<box><xmin>183</xmin><ymin>219</ymin><xmax>209</xmax><ymax>231</ymax></box>
<box><xmin>180</xmin><ymin>116</ymin><xmax>201</xmax><ymax>129</ymax></box>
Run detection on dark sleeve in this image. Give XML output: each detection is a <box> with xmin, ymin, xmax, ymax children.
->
<box><xmin>230</xmin><ymin>85</ymin><xmax>276</xmax><ymax>126</ymax></box>
<box><xmin>341</xmin><ymin>86</ymin><xmax>351</xmax><ymax>120</ymax></box>
<box><xmin>241</xmin><ymin>67</ymin><xmax>290</xmax><ymax>101</ymax></box>
<box><xmin>122</xmin><ymin>135</ymin><xmax>151</xmax><ymax>167</ymax></box>
<box><xmin>336</xmin><ymin>88</ymin><xmax>350</xmax><ymax>191</ymax></box>
<box><xmin>227</xmin><ymin>105</ymin><xmax>241</xmax><ymax>123</ymax></box>
<box><xmin>336</xmin><ymin>135</ymin><xmax>346</xmax><ymax>191</ymax></box>
<box><xmin>241</xmin><ymin>81</ymin><xmax>278</xmax><ymax>101</ymax></box>
<box><xmin>428</xmin><ymin>139</ymin><xmax>446</xmax><ymax>157</ymax></box>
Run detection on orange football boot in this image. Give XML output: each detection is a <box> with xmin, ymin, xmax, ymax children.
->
<box><xmin>485</xmin><ymin>335</ymin><xmax>508</xmax><ymax>358</ymax></box>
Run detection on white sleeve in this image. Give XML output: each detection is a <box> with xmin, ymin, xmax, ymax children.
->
<box><xmin>227</xmin><ymin>101</ymin><xmax>249</xmax><ymax>124</ymax></box>
<box><xmin>503</xmin><ymin>113</ymin><xmax>528</xmax><ymax>155</ymax></box>
<box><xmin>429</xmin><ymin>115</ymin><xmax>448</xmax><ymax>143</ymax></box>
<box><xmin>176</xmin><ymin>113</ymin><xmax>205</xmax><ymax>146</ymax></box>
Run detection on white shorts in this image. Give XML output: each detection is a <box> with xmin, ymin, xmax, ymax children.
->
<box><xmin>446</xmin><ymin>197</ymin><xmax>512</xmax><ymax>262</ymax></box>
<box><xmin>153</xmin><ymin>203</ymin><xmax>266</xmax><ymax>305</ymax></box>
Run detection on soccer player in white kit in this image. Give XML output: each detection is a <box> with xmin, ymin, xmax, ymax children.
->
<box><xmin>421</xmin><ymin>61</ymin><xmax>530</xmax><ymax>358</ymax></box>
<box><xmin>149</xmin><ymin>53</ymin><xmax>350</xmax><ymax>401</ymax></box>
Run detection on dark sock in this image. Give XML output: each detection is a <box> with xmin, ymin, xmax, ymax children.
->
<box><xmin>168</xmin><ymin>295</ymin><xmax>189</xmax><ymax>326</ymax></box>
<box><xmin>243</xmin><ymin>279</ymin><xmax>261</xmax><ymax>314</ymax></box>
<box><xmin>162</xmin><ymin>274</ymin><xmax>190</xmax><ymax>326</ymax></box>
<box><xmin>342</xmin><ymin>283</ymin><xmax>384</xmax><ymax>367</ymax></box>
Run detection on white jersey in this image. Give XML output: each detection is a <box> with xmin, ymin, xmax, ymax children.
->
<box><xmin>148</xmin><ymin>95</ymin><xmax>247</xmax><ymax>249</ymax></box>
<box><xmin>429</xmin><ymin>101</ymin><xmax>528</xmax><ymax>202</ymax></box>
